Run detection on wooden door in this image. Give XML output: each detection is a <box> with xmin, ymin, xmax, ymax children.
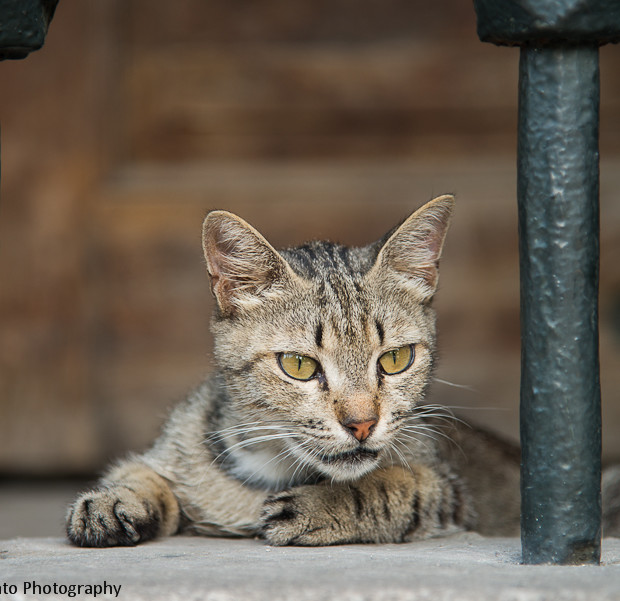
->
<box><xmin>1</xmin><ymin>0</ymin><xmax>619</xmax><ymax>474</ymax></box>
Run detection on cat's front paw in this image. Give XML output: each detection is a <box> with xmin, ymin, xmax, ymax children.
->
<box><xmin>66</xmin><ymin>486</ymin><xmax>161</xmax><ymax>547</ymax></box>
<box><xmin>260</xmin><ymin>488</ymin><xmax>344</xmax><ymax>546</ymax></box>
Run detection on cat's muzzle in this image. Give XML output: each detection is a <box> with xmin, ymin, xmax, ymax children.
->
<box><xmin>319</xmin><ymin>447</ymin><xmax>379</xmax><ymax>467</ymax></box>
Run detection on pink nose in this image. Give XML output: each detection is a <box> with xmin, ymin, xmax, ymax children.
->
<box><xmin>343</xmin><ymin>419</ymin><xmax>377</xmax><ymax>442</ymax></box>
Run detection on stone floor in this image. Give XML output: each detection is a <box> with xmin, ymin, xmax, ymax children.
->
<box><xmin>2</xmin><ymin>534</ymin><xmax>620</xmax><ymax>601</ymax></box>
<box><xmin>2</xmin><ymin>482</ymin><xmax>620</xmax><ymax>601</ymax></box>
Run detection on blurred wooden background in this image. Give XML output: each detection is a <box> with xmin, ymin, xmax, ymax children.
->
<box><xmin>1</xmin><ymin>0</ymin><xmax>620</xmax><ymax>475</ymax></box>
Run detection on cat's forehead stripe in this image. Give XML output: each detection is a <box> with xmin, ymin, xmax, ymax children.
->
<box><xmin>281</xmin><ymin>241</ymin><xmax>371</xmax><ymax>280</ymax></box>
<box><xmin>279</xmin><ymin>240</ymin><xmax>374</xmax><ymax>343</ymax></box>
<box><xmin>325</xmin><ymin>278</ymin><xmax>371</xmax><ymax>343</ymax></box>
<box><xmin>315</xmin><ymin>322</ymin><xmax>324</xmax><ymax>349</ymax></box>
<box><xmin>375</xmin><ymin>319</ymin><xmax>385</xmax><ymax>346</ymax></box>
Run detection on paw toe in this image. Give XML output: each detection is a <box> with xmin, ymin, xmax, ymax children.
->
<box><xmin>66</xmin><ymin>488</ymin><xmax>158</xmax><ymax>547</ymax></box>
<box><xmin>260</xmin><ymin>492</ymin><xmax>315</xmax><ymax>545</ymax></box>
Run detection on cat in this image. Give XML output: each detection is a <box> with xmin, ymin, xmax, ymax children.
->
<box><xmin>65</xmin><ymin>195</ymin><xmax>617</xmax><ymax>547</ymax></box>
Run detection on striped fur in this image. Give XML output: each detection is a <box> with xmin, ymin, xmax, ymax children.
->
<box><xmin>66</xmin><ymin>196</ymin><xmax>619</xmax><ymax>547</ymax></box>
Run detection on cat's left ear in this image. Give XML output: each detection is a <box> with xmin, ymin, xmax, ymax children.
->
<box><xmin>369</xmin><ymin>194</ymin><xmax>455</xmax><ymax>301</ymax></box>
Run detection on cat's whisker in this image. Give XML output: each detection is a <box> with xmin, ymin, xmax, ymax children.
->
<box><xmin>228</xmin><ymin>431</ymin><xmax>297</xmax><ymax>446</ymax></box>
<box><xmin>391</xmin><ymin>412</ymin><xmax>450</xmax><ymax>428</ymax></box>
<box><xmin>239</xmin><ymin>443</ymin><xmax>304</xmax><ymax>490</ymax></box>
<box><xmin>206</xmin><ymin>423</ymin><xmax>292</xmax><ymax>442</ymax></box>
<box><xmin>432</xmin><ymin>377</ymin><xmax>476</xmax><ymax>392</ymax></box>
<box><xmin>389</xmin><ymin>405</ymin><xmax>454</xmax><ymax>448</ymax></box>
<box><xmin>410</xmin><ymin>403</ymin><xmax>461</xmax><ymax>420</ymax></box>
<box><xmin>402</xmin><ymin>420</ymin><xmax>457</xmax><ymax>439</ymax></box>
<box><xmin>273</xmin><ymin>439</ymin><xmax>317</xmax><ymax>484</ymax></box>
<box><xmin>444</xmin><ymin>404</ymin><xmax>511</xmax><ymax>413</ymax></box>
<box><xmin>398</xmin><ymin>423</ymin><xmax>467</xmax><ymax>459</ymax></box>
<box><xmin>205</xmin><ymin>422</ymin><xmax>295</xmax><ymax>441</ymax></box>
<box><xmin>205</xmin><ymin>420</ymin><xmax>264</xmax><ymax>435</ymax></box>
<box><xmin>207</xmin><ymin>432</ymin><xmax>300</xmax><ymax>470</ymax></box>
<box><xmin>396</xmin><ymin>426</ymin><xmax>456</xmax><ymax>454</ymax></box>
<box><xmin>288</xmin><ymin>441</ymin><xmax>321</xmax><ymax>485</ymax></box>
<box><xmin>218</xmin><ymin>432</ymin><xmax>299</xmax><ymax>453</ymax></box>
<box><xmin>399</xmin><ymin>424</ymin><xmax>453</xmax><ymax>445</ymax></box>
<box><xmin>396</xmin><ymin>410</ymin><xmax>451</xmax><ymax>429</ymax></box>
<box><xmin>387</xmin><ymin>440</ymin><xmax>415</xmax><ymax>474</ymax></box>
<box><xmin>388</xmin><ymin>439</ymin><xmax>410</xmax><ymax>464</ymax></box>
<box><xmin>398</xmin><ymin>423</ymin><xmax>441</xmax><ymax>438</ymax></box>
<box><xmin>393</xmin><ymin>429</ymin><xmax>436</xmax><ymax>455</ymax></box>
<box><xmin>383</xmin><ymin>444</ymin><xmax>395</xmax><ymax>466</ymax></box>
<box><xmin>405</xmin><ymin>405</ymin><xmax>469</xmax><ymax>429</ymax></box>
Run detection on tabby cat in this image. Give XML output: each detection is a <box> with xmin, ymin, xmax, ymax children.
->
<box><xmin>65</xmin><ymin>195</ymin><xmax>617</xmax><ymax>547</ymax></box>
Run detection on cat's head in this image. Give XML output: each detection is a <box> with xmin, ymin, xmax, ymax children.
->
<box><xmin>202</xmin><ymin>195</ymin><xmax>454</xmax><ymax>485</ymax></box>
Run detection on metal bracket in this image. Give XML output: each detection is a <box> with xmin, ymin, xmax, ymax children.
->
<box><xmin>0</xmin><ymin>0</ymin><xmax>59</xmax><ymax>61</ymax></box>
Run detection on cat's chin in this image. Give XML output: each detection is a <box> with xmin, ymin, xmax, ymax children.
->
<box><xmin>313</xmin><ymin>447</ymin><xmax>381</xmax><ymax>481</ymax></box>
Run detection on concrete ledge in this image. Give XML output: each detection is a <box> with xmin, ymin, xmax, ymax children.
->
<box><xmin>2</xmin><ymin>534</ymin><xmax>620</xmax><ymax>600</ymax></box>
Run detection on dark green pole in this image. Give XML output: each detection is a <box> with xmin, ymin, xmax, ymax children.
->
<box><xmin>473</xmin><ymin>0</ymin><xmax>620</xmax><ymax>565</ymax></box>
<box><xmin>0</xmin><ymin>0</ymin><xmax>60</xmax><ymax>221</ymax></box>
<box><xmin>518</xmin><ymin>46</ymin><xmax>601</xmax><ymax>565</ymax></box>
<box><xmin>0</xmin><ymin>0</ymin><xmax>60</xmax><ymax>256</ymax></box>
<box><xmin>0</xmin><ymin>0</ymin><xmax>59</xmax><ymax>60</ymax></box>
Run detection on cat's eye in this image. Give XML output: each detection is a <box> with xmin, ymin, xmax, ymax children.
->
<box><xmin>278</xmin><ymin>353</ymin><xmax>319</xmax><ymax>381</ymax></box>
<box><xmin>378</xmin><ymin>345</ymin><xmax>414</xmax><ymax>375</ymax></box>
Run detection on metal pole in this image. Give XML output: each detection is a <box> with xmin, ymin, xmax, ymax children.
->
<box><xmin>0</xmin><ymin>0</ymin><xmax>60</xmax><ymax>220</ymax></box>
<box><xmin>518</xmin><ymin>46</ymin><xmax>602</xmax><ymax>565</ymax></box>
<box><xmin>473</xmin><ymin>0</ymin><xmax>620</xmax><ymax>565</ymax></box>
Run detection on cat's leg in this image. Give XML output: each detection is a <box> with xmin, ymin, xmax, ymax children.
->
<box><xmin>260</xmin><ymin>464</ymin><xmax>474</xmax><ymax>546</ymax></box>
<box><xmin>66</xmin><ymin>460</ymin><xmax>180</xmax><ymax>547</ymax></box>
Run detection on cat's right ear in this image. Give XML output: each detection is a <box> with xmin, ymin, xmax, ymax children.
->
<box><xmin>202</xmin><ymin>211</ymin><xmax>299</xmax><ymax>316</ymax></box>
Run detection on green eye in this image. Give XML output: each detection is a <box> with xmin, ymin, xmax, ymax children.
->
<box><xmin>378</xmin><ymin>345</ymin><xmax>414</xmax><ymax>375</ymax></box>
<box><xmin>278</xmin><ymin>353</ymin><xmax>319</xmax><ymax>381</ymax></box>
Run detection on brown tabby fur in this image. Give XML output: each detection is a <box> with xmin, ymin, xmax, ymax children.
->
<box><xmin>66</xmin><ymin>196</ymin><xmax>618</xmax><ymax>547</ymax></box>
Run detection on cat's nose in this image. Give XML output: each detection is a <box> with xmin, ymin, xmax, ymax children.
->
<box><xmin>343</xmin><ymin>418</ymin><xmax>377</xmax><ymax>442</ymax></box>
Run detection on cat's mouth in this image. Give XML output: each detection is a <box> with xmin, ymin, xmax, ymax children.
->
<box><xmin>319</xmin><ymin>447</ymin><xmax>380</xmax><ymax>466</ymax></box>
